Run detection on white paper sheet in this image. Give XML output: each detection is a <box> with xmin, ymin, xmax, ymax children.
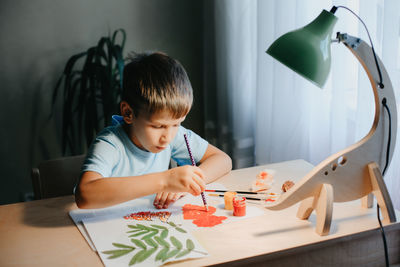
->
<box><xmin>69</xmin><ymin>182</ymin><xmax>265</xmax><ymax>259</ymax></box>
<box><xmin>83</xmin><ymin>211</ymin><xmax>208</xmax><ymax>267</ymax></box>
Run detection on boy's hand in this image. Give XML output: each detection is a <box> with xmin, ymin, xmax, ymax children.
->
<box><xmin>153</xmin><ymin>192</ymin><xmax>187</xmax><ymax>209</ymax></box>
<box><xmin>164</xmin><ymin>165</ymin><xmax>206</xmax><ymax>195</ymax></box>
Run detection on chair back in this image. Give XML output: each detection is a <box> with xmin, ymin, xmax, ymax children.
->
<box><xmin>31</xmin><ymin>154</ymin><xmax>86</xmax><ymax>200</ymax></box>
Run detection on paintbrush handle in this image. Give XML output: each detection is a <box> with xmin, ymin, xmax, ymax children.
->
<box><xmin>184</xmin><ymin>133</ymin><xmax>208</xmax><ymax>210</ymax></box>
<box><xmin>205</xmin><ymin>189</ymin><xmax>274</xmax><ymax>195</ymax></box>
<box><xmin>209</xmin><ymin>193</ymin><xmax>262</xmax><ymax>201</ymax></box>
<box><xmin>206</xmin><ymin>189</ymin><xmax>258</xmax><ymax>195</ymax></box>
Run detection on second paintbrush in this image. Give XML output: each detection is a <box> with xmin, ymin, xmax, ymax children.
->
<box><xmin>208</xmin><ymin>193</ymin><xmax>264</xmax><ymax>201</ymax></box>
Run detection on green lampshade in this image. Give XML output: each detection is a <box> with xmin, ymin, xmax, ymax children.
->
<box><xmin>266</xmin><ymin>10</ymin><xmax>338</xmax><ymax>88</ymax></box>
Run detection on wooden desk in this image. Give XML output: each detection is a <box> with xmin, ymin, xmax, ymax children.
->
<box><xmin>1</xmin><ymin>159</ymin><xmax>399</xmax><ymax>266</ymax></box>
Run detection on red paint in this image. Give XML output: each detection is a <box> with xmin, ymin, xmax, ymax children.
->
<box><xmin>233</xmin><ymin>197</ymin><xmax>246</xmax><ymax>217</ymax></box>
<box><xmin>123</xmin><ymin>211</ymin><xmax>171</xmax><ymax>222</ymax></box>
<box><xmin>265</xmin><ymin>198</ymin><xmax>275</xmax><ymax>202</ymax></box>
<box><xmin>182</xmin><ymin>204</ymin><xmax>227</xmax><ymax>227</ymax></box>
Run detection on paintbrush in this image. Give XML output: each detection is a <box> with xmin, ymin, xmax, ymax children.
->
<box><xmin>208</xmin><ymin>193</ymin><xmax>277</xmax><ymax>202</ymax></box>
<box><xmin>184</xmin><ymin>133</ymin><xmax>208</xmax><ymax>211</ymax></box>
<box><xmin>205</xmin><ymin>189</ymin><xmax>277</xmax><ymax>195</ymax></box>
<box><xmin>208</xmin><ymin>193</ymin><xmax>264</xmax><ymax>201</ymax></box>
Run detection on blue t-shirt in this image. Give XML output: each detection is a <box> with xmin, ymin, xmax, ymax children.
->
<box><xmin>81</xmin><ymin>116</ymin><xmax>209</xmax><ymax>178</ymax></box>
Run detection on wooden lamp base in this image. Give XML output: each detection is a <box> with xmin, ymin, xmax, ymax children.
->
<box><xmin>296</xmin><ymin>162</ymin><xmax>396</xmax><ymax>236</ymax></box>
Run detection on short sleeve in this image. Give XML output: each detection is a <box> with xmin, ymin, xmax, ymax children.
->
<box><xmin>170</xmin><ymin>126</ymin><xmax>208</xmax><ymax>166</ymax></box>
<box><xmin>81</xmin><ymin>128</ymin><xmax>120</xmax><ymax>177</ymax></box>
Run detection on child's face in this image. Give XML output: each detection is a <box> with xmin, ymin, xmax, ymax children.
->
<box><xmin>128</xmin><ymin>109</ymin><xmax>186</xmax><ymax>153</ymax></box>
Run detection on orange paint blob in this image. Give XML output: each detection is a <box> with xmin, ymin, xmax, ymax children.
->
<box><xmin>182</xmin><ymin>204</ymin><xmax>227</xmax><ymax>227</ymax></box>
<box><xmin>257</xmin><ymin>171</ymin><xmax>268</xmax><ymax>179</ymax></box>
<box><xmin>182</xmin><ymin>204</ymin><xmax>216</xmax><ymax>219</ymax></box>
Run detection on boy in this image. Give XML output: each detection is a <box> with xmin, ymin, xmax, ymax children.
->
<box><xmin>75</xmin><ymin>52</ymin><xmax>232</xmax><ymax>209</ymax></box>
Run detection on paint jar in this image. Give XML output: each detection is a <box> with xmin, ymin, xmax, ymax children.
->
<box><xmin>224</xmin><ymin>191</ymin><xmax>237</xmax><ymax>210</ymax></box>
<box><xmin>233</xmin><ymin>196</ymin><xmax>246</xmax><ymax>217</ymax></box>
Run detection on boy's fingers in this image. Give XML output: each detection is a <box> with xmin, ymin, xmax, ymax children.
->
<box><xmin>158</xmin><ymin>192</ymin><xmax>169</xmax><ymax>209</ymax></box>
<box><xmin>193</xmin><ymin>166</ymin><xmax>205</xmax><ymax>180</ymax></box>
<box><xmin>164</xmin><ymin>193</ymin><xmax>177</xmax><ymax>208</ymax></box>
<box><xmin>153</xmin><ymin>193</ymin><xmax>162</xmax><ymax>206</ymax></box>
<box><xmin>192</xmin><ymin>174</ymin><xmax>206</xmax><ymax>191</ymax></box>
<box><xmin>154</xmin><ymin>192</ymin><xmax>166</xmax><ymax>208</ymax></box>
<box><xmin>189</xmin><ymin>182</ymin><xmax>201</xmax><ymax>196</ymax></box>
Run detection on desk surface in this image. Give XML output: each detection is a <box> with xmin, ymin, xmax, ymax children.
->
<box><xmin>1</xmin><ymin>159</ymin><xmax>399</xmax><ymax>266</ymax></box>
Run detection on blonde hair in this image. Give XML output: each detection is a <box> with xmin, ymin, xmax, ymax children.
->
<box><xmin>122</xmin><ymin>52</ymin><xmax>193</xmax><ymax>118</ymax></box>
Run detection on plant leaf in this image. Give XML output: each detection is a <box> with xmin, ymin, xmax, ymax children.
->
<box><xmin>138</xmin><ymin>247</ymin><xmax>157</xmax><ymax>263</ymax></box>
<box><xmin>175</xmin><ymin>227</ymin><xmax>187</xmax><ymax>233</ymax></box>
<box><xmin>129</xmin><ymin>249</ymin><xmax>147</xmax><ymax>266</ymax></box>
<box><xmin>130</xmin><ymin>238</ymin><xmax>146</xmax><ymax>249</ymax></box>
<box><xmin>150</xmin><ymin>224</ymin><xmax>167</xmax><ymax>230</ymax></box>
<box><xmin>160</xmin><ymin>229</ymin><xmax>168</xmax><ymax>239</ymax></box>
<box><xmin>155</xmin><ymin>247</ymin><xmax>169</xmax><ymax>261</ymax></box>
<box><xmin>144</xmin><ymin>237</ymin><xmax>158</xmax><ymax>248</ymax></box>
<box><xmin>127</xmin><ymin>229</ymin><xmax>142</xmax><ymax>233</ymax></box>
<box><xmin>102</xmin><ymin>249</ymin><xmax>134</xmax><ymax>259</ymax></box>
<box><xmin>149</xmin><ymin>228</ymin><xmax>159</xmax><ymax>233</ymax></box>
<box><xmin>168</xmin><ymin>222</ymin><xmax>177</xmax><ymax>227</ymax></box>
<box><xmin>112</xmin><ymin>243</ymin><xmax>134</xmax><ymax>249</ymax></box>
<box><xmin>141</xmin><ymin>231</ymin><xmax>158</xmax><ymax>240</ymax></box>
<box><xmin>163</xmin><ymin>249</ymin><xmax>180</xmax><ymax>262</ymax></box>
<box><xmin>128</xmin><ymin>231</ymin><xmax>147</xmax><ymax>237</ymax></box>
<box><xmin>175</xmin><ymin>249</ymin><xmax>191</xmax><ymax>259</ymax></box>
<box><xmin>135</xmin><ymin>224</ymin><xmax>150</xmax><ymax>230</ymax></box>
<box><xmin>170</xmin><ymin>236</ymin><xmax>182</xmax><ymax>250</ymax></box>
<box><xmin>186</xmin><ymin>239</ymin><xmax>195</xmax><ymax>251</ymax></box>
<box><xmin>154</xmin><ymin>236</ymin><xmax>170</xmax><ymax>248</ymax></box>
<box><xmin>129</xmin><ymin>248</ymin><xmax>157</xmax><ymax>265</ymax></box>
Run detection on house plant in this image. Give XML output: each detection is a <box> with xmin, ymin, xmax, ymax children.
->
<box><xmin>51</xmin><ymin>29</ymin><xmax>126</xmax><ymax>155</ymax></box>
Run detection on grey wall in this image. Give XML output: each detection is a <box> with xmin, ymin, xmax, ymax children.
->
<box><xmin>0</xmin><ymin>0</ymin><xmax>205</xmax><ymax>204</ymax></box>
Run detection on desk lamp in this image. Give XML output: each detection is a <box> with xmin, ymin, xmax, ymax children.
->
<box><xmin>265</xmin><ymin>6</ymin><xmax>397</xmax><ymax>236</ymax></box>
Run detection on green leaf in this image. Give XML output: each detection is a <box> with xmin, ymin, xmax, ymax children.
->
<box><xmin>149</xmin><ymin>228</ymin><xmax>159</xmax><ymax>233</ymax></box>
<box><xmin>150</xmin><ymin>224</ymin><xmax>167</xmax><ymax>230</ymax></box>
<box><xmin>144</xmin><ymin>237</ymin><xmax>158</xmax><ymax>248</ymax></box>
<box><xmin>154</xmin><ymin>236</ymin><xmax>170</xmax><ymax>248</ymax></box>
<box><xmin>168</xmin><ymin>222</ymin><xmax>177</xmax><ymax>227</ymax></box>
<box><xmin>138</xmin><ymin>247</ymin><xmax>157</xmax><ymax>263</ymax></box>
<box><xmin>175</xmin><ymin>227</ymin><xmax>187</xmax><ymax>233</ymax></box>
<box><xmin>134</xmin><ymin>224</ymin><xmax>148</xmax><ymax>230</ymax></box>
<box><xmin>127</xmin><ymin>229</ymin><xmax>143</xmax><ymax>233</ymax></box>
<box><xmin>128</xmin><ymin>231</ymin><xmax>147</xmax><ymax>237</ymax></box>
<box><xmin>186</xmin><ymin>239</ymin><xmax>195</xmax><ymax>251</ymax></box>
<box><xmin>129</xmin><ymin>249</ymin><xmax>147</xmax><ymax>266</ymax></box>
<box><xmin>112</xmin><ymin>243</ymin><xmax>134</xmax><ymax>249</ymax></box>
<box><xmin>141</xmin><ymin>231</ymin><xmax>158</xmax><ymax>240</ymax></box>
<box><xmin>170</xmin><ymin>236</ymin><xmax>183</xmax><ymax>250</ymax></box>
<box><xmin>160</xmin><ymin>229</ymin><xmax>168</xmax><ymax>239</ymax></box>
<box><xmin>155</xmin><ymin>247</ymin><xmax>169</xmax><ymax>261</ymax></box>
<box><xmin>130</xmin><ymin>238</ymin><xmax>146</xmax><ymax>249</ymax></box>
<box><xmin>129</xmin><ymin>248</ymin><xmax>157</xmax><ymax>265</ymax></box>
<box><xmin>128</xmin><ymin>225</ymin><xmax>140</xmax><ymax>229</ymax></box>
<box><xmin>102</xmin><ymin>249</ymin><xmax>134</xmax><ymax>259</ymax></box>
<box><xmin>102</xmin><ymin>249</ymin><xmax>119</xmax><ymax>255</ymax></box>
<box><xmin>163</xmin><ymin>249</ymin><xmax>180</xmax><ymax>262</ymax></box>
<box><xmin>175</xmin><ymin>249</ymin><xmax>191</xmax><ymax>259</ymax></box>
